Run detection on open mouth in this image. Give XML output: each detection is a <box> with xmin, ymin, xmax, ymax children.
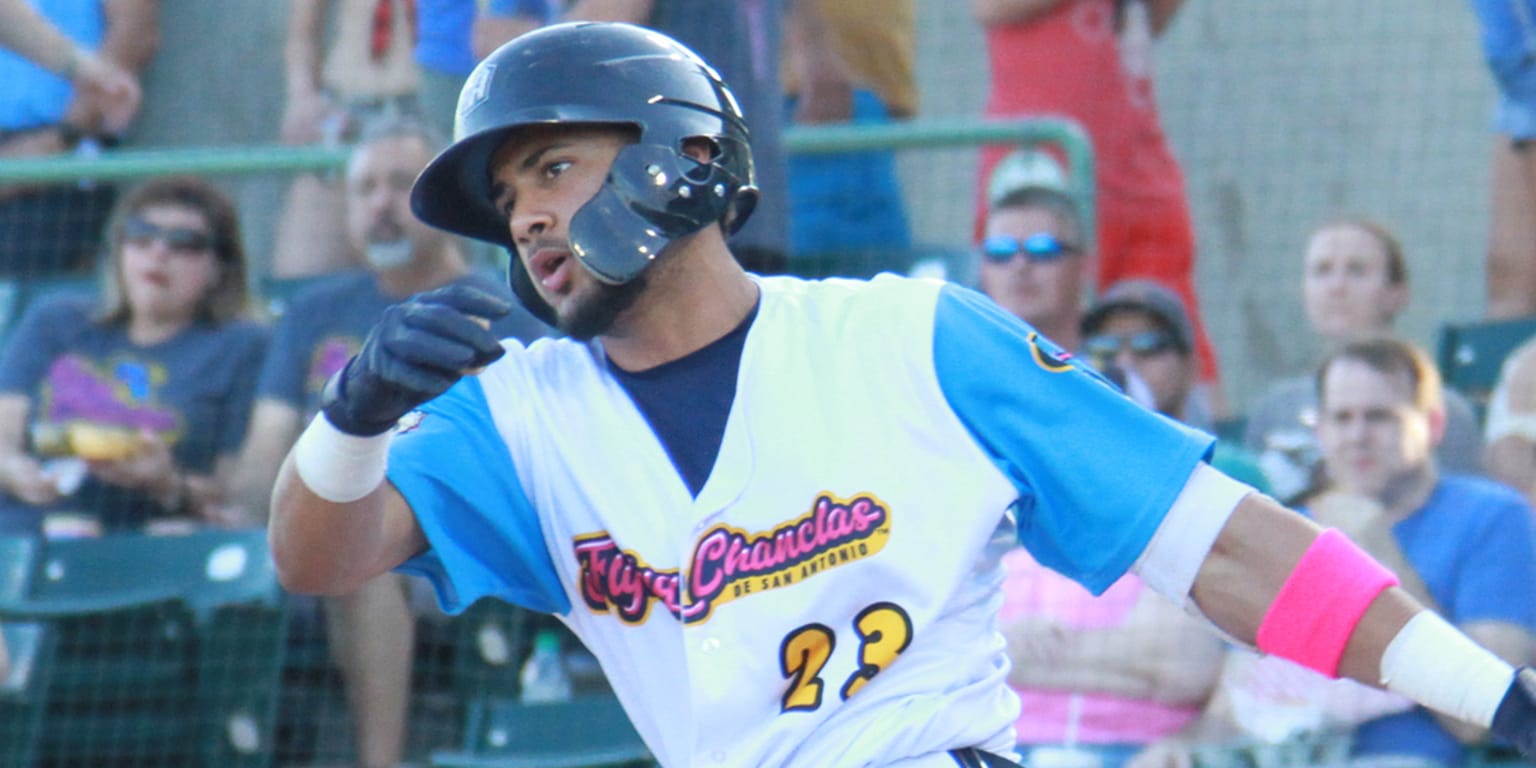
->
<box><xmin>531</xmin><ymin>248</ymin><xmax>574</xmax><ymax>293</ymax></box>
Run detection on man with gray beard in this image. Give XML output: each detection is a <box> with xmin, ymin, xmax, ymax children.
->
<box><xmin>231</xmin><ymin>116</ymin><xmax>545</xmax><ymax>768</ymax></box>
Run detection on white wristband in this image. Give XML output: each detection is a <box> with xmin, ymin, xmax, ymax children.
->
<box><xmin>293</xmin><ymin>413</ymin><xmax>391</xmax><ymax>503</ymax></box>
<box><xmin>1380</xmin><ymin>610</ymin><xmax>1514</xmax><ymax>728</ymax></box>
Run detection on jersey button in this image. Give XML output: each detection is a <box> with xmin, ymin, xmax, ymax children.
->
<box><xmin>700</xmin><ymin>637</ymin><xmax>720</xmax><ymax>654</ymax></box>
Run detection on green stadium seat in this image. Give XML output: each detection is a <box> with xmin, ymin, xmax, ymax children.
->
<box><xmin>0</xmin><ymin>528</ymin><xmax>287</xmax><ymax>767</ymax></box>
<box><xmin>1436</xmin><ymin>314</ymin><xmax>1536</xmax><ymax>425</ymax></box>
<box><xmin>0</xmin><ymin>534</ymin><xmax>50</xmax><ymax>768</ymax></box>
<box><xmin>431</xmin><ymin>694</ymin><xmax>654</xmax><ymax>768</ymax></box>
<box><xmin>451</xmin><ymin>597</ymin><xmax>537</xmax><ymax>706</ymax></box>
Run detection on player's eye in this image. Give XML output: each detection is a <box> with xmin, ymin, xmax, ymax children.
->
<box><xmin>543</xmin><ymin>160</ymin><xmax>572</xmax><ymax>180</ymax></box>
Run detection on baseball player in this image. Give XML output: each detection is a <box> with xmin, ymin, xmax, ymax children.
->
<box><xmin>268</xmin><ymin>22</ymin><xmax>1536</xmax><ymax>768</ymax></box>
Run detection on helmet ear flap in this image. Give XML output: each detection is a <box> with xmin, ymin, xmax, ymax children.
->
<box><xmin>725</xmin><ymin>185</ymin><xmax>758</xmax><ymax>236</ymax></box>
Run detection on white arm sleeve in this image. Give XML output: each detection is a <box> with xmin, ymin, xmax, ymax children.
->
<box><xmin>1132</xmin><ymin>462</ymin><xmax>1254</xmax><ymax>613</ymax></box>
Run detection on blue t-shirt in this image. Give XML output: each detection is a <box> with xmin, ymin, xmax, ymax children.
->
<box><xmin>1316</xmin><ymin>475</ymin><xmax>1536</xmax><ymax>765</ymax></box>
<box><xmin>256</xmin><ymin>269</ymin><xmax>547</xmax><ymax>417</ymax></box>
<box><xmin>0</xmin><ymin>295</ymin><xmax>269</xmax><ymax>529</ymax></box>
<box><xmin>0</xmin><ymin>0</ymin><xmax>104</xmax><ymax>130</ymax></box>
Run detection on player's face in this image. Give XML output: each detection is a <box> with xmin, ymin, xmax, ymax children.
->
<box><xmin>1302</xmin><ymin>225</ymin><xmax>1406</xmax><ymax>343</ymax></box>
<box><xmin>1084</xmin><ymin>309</ymin><xmax>1191</xmax><ymax>417</ymax></box>
<box><xmin>489</xmin><ymin>125</ymin><xmax>641</xmax><ymax>339</ymax></box>
<box><xmin>979</xmin><ymin>205</ymin><xmax>1086</xmax><ymax>333</ymax></box>
<box><xmin>118</xmin><ymin>203</ymin><xmax>220</xmax><ymax>325</ymax></box>
<box><xmin>345</xmin><ymin>134</ymin><xmax>445</xmax><ymax>271</ymax></box>
<box><xmin>1315</xmin><ymin>358</ymin><xmax>1434</xmax><ymax>500</ymax></box>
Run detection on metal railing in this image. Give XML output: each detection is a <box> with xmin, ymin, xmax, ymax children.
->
<box><xmin>0</xmin><ymin>117</ymin><xmax>1095</xmax><ymax>246</ymax></box>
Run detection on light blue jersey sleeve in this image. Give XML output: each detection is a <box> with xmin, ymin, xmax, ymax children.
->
<box><xmin>933</xmin><ymin>284</ymin><xmax>1215</xmax><ymax>594</ymax></box>
<box><xmin>390</xmin><ymin>377</ymin><xmax>570</xmax><ymax>615</ymax></box>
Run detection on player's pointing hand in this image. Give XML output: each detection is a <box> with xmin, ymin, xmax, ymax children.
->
<box><xmin>322</xmin><ymin>283</ymin><xmax>512</xmax><ymax>436</ymax></box>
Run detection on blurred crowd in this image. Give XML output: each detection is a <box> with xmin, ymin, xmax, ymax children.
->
<box><xmin>1</xmin><ymin>1</ymin><xmax>1536</xmax><ymax>768</ymax></box>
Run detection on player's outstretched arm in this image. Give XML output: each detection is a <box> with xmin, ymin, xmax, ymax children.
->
<box><xmin>268</xmin><ymin>283</ymin><xmax>512</xmax><ymax>595</ymax></box>
<box><xmin>1184</xmin><ymin>487</ymin><xmax>1536</xmax><ymax>754</ymax></box>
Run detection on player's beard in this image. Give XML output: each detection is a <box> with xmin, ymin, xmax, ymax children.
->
<box><xmin>558</xmin><ymin>271</ymin><xmax>648</xmax><ymax>341</ymax></box>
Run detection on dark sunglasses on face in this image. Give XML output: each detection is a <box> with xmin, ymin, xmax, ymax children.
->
<box><xmin>123</xmin><ymin>216</ymin><xmax>215</xmax><ymax>255</ymax></box>
<box><xmin>981</xmin><ymin>233</ymin><xmax>1080</xmax><ymax>264</ymax></box>
<box><xmin>1082</xmin><ymin>330</ymin><xmax>1181</xmax><ymax>359</ymax></box>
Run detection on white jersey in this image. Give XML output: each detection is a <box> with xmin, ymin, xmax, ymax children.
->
<box><xmin>391</xmin><ymin>274</ymin><xmax>1211</xmax><ymax>768</ymax></box>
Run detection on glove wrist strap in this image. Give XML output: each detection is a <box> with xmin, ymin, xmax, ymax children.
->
<box><xmin>293</xmin><ymin>412</ymin><xmax>391</xmax><ymax>503</ymax></box>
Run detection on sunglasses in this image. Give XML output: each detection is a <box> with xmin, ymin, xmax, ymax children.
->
<box><xmin>981</xmin><ymin>233</ymin><xmax>1080</xmax><ymax>264</ymax></box>
<box><xmin>123</xmin><ymin>216</ymin><xmax>215</xmax><ymax>255</ymax></box>
<box><xmin>1082</xmin><ymin>330</ymin><xmax>1181</xmax><ymax>359</ymax></box>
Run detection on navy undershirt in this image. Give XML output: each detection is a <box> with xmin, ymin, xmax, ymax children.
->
<box><xmin>608</xmin><ymin>303</ymin><xmax>759</xmax><ymax>497</ymax></box>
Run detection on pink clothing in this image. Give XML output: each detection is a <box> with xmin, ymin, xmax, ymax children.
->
<box><xmin>975</xmin><ymin>0</ymin><xmax>1219</xmax><ymax>383</ymax></box>
<box><xmin>1001</xmin><ymin>549</ymin><xmax>1200</xmax><ymax>744</ymax></box>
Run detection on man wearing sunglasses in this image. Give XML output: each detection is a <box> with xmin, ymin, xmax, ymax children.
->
<box><xmin>977</xmin><ymin>154</ymin><xmax>1091</xmax><ymax>354</ymax></box>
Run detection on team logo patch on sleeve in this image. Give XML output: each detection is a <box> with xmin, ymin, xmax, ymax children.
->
<box><xmin>1027</xmin><ymin>331</ymin><xmax>1076</xmax><ymax>373</ymax></box>
<box><xmin>574</xmin><ymin>492</ymin><xmax>893</xmax><ymax>625</ymax></box>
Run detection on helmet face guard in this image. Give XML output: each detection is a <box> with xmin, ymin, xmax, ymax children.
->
<box><xmin>409</xmin><ymin>22</ymin><xmax>758</xmax><ymax>320</ymax></box>
<box><xmin>572</xmin><ymin>142</ymin><xmax>754</xmax><ymax>284</ymax></box>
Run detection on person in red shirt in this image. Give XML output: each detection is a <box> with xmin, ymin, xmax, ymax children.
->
<box><xmin>973</xmin><ymin>0</ymin><xmax>1223</xmax><ymax>418</ymax></box>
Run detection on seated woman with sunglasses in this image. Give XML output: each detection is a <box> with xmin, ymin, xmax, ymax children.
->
<box><xmin>0</xmin><ymin>175</ymin><xmax>268</xmax><ymax>536</ymax></box>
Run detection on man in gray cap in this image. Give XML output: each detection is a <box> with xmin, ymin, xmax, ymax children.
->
<box><xmin>977</xmin><ymin>148</ymin><xmax>1092</xmax><ymax>353</ymax></box>
<box><xmin>1081</xmin><ymin>279</ymin><xmax>1269</xmax><ymax>486</ymax></box>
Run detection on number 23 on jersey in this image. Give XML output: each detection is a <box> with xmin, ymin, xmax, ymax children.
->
<box><xmin>779</xmin><ymin>601</ymin><xmax>913</xmax><ymax>712</ymax></box>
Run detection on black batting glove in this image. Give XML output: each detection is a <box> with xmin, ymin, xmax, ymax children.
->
<box><xmin>1493</xmin><ymin>667</ymin><xmax>1536</xmax><ymax>756</ymax></box>
<box><xmin>322</xmin><ymin>282</ymin><xmax>512</xmax><ymax>436</ymax></box>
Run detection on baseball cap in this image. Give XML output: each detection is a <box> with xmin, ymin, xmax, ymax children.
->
<box><xmin>987</xmin><ymin>148</ymin><xmax>1071</xmax><ymax>206</ymax></box>
<box><xmin>1081</xmin><ymin>279</ymin><xmax>1194</xmax><ymax>354</ymax></box>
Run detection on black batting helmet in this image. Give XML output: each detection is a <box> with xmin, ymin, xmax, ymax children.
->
<box><xmin>410</xmin><ymin>22</ymin><xmax>758</xmax><ymax>322</ymax></box>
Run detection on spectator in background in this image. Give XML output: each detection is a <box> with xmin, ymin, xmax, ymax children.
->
<box><xmin>972</xmin><ymin>0</ymin><xmax>1225</xmax><ymax>422</ymax></box>
<box><xmin>1244</xmin><ymin>219</ymin><xmax>1483</xmax><ymax>503</ymax></box>
<box><xmin>563</xmin><ymin>0</ymin><xmax>792</xmax><ymax>273</ymax></box>
<box><xmin>0</xmin><ymin>176</ymin><xmax>267</xmax><ymax>537</ymax></box>
<box><xmin>1080</xmin><ymin>279</ymin><xmax>1269</xmax><ymax>488</ymax></box>
<box><xmin>1483</xmin><ymin>336</ymin><xmax>1536</xmax><ymax>501</ymax></box>
<box><xmin>273</xmin><ymin>0</ymin><xmax>422</xmax><ymax>278</ymax></box>
<box><xmin>1468</xmin><ymin>0</ymin><xmax>1536</xmax><ymax>318</ymax></box>
<box><xmin>232</xmin><ymin>118</ymin><xmax>545</xmax><ymax>768</ymax></box>
<box><xmin>1310</xmin><ymin>339</ymin><xmax>1535</xmax><ymax>765</ymax></box>
<box><xmin>979</xmin><ymin>148</ymin><xmax>1093</xmax><ymax>371</ymax></box>
<box><xmin>1164</xmin><ymin>338</ymin><xmax>1536</xmax><ymax>768</ymax></box>
<box><xmin>781</xmin><ymin>0</ymin><xmax>915</xmax><ymax>278</ymax></box>
<box><xmin>0</xmin><ymin>0</ymin><xmax>157</xmax><ymax>278</ymax></box>
<box><xmin>0</xmin><ymin>0</ymin><xmax>140</xmax><ymax>127</ymax></box>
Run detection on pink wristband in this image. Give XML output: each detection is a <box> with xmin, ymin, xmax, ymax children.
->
<box><xmin>1255</xmin><ymin>528</ymin><xmax>1399</xmax><ymax>678</ymax></box>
